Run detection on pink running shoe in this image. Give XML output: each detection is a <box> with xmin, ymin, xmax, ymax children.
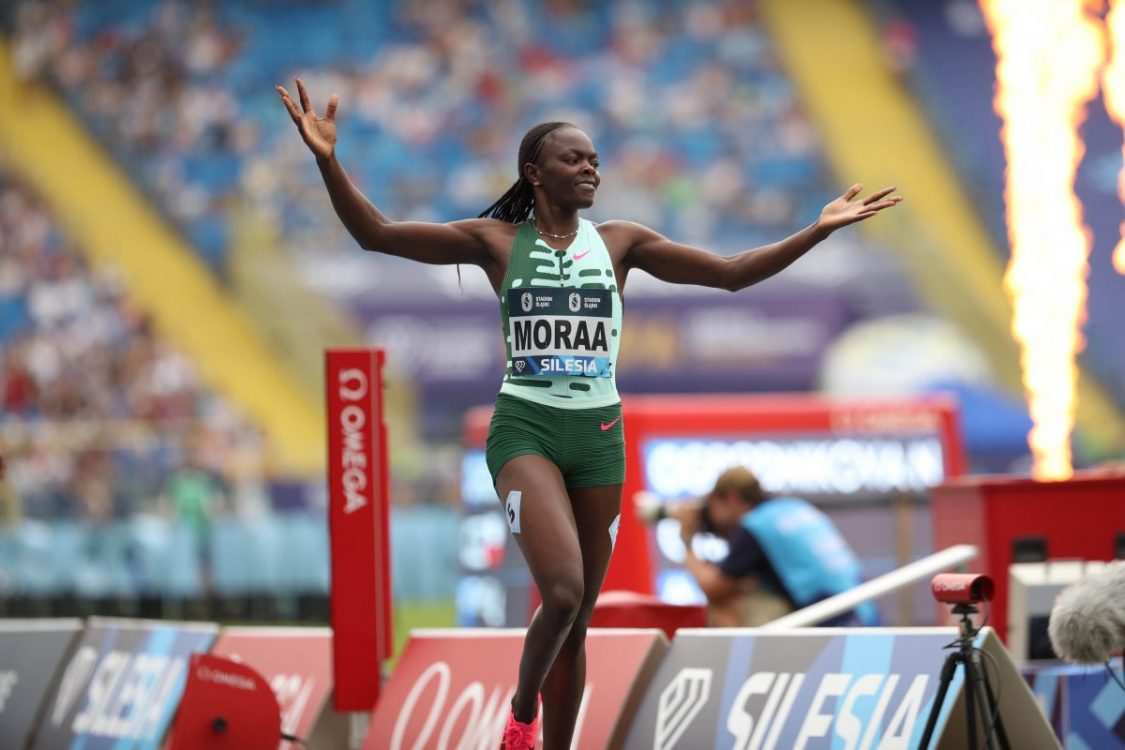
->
<box><xmin>499</xmin><ymin>697</ymin><xmax>540</xmax><ymax>750</ymax></box>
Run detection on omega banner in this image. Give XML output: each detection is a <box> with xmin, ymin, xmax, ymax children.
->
<box><xmin>32</xmin><ymin>617</ymin><xmax>218</xmax><ymax>749</ymax></box>
<box><xmin>365</xmin><ymin>628</ymin><xmax>667</xmax><ymax>750</ymax></box>
<box><xmin>622</xmin><ymin>627</ymin><xmax>1057</xmax><ymax>750</ymax></box>
<box><xmin>0</xmin><ymin>619</ymin><xmax>82</xmax><ymax>749</ymax></box>
<box><xmin>326</xmin><ymin>349</ymin><xmax>393</xmax><ymax>710</ymax></box>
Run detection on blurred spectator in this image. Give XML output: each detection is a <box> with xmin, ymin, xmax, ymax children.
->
<box><xmin>881</xmin><ymin>16</ymin><xmax>918</xmax><ymax>75</ymax></box>
<box><xmin>0</xmin><ymin>450</ymin><xmax>11</xmax><ymax>526</ymax></box>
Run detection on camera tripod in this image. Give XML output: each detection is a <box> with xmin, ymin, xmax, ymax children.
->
<box><xmin>917</xmin><ymin>603</ymin><xmax>1010</xmax><ymax>750</ymax></box>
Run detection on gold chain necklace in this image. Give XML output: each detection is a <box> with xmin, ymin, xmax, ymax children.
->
<box><xmin>534</xmin><ymin>221</ymin><xmax>579</xmax><ymax>240</ymax></box>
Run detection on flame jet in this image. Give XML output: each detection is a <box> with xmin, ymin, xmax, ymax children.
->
<box><xmin>1103</xmin><ymin>0</ymin><xmax>1125</xmax><ymax>275</ymax></box>
<box><xmin>980</xmin><ymin>0</ymin><xmax>1105</xmax><ymax>479</ymax></box>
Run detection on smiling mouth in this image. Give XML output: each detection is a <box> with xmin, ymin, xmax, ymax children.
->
<box><xmin>577</xmin><ymin>182</ymin><xmax>597</xmax><ymax>190</ymax></box>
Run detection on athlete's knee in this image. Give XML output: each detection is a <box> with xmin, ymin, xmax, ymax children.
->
<box><xmin>568</xmin><ymin>587</ymin><xmax>600</xmax><ymax>634</ymax></box>
<box><xmin>540</xmin><ymin>577</ymin><xmax>584</xmax><ymax>629</ymax></box>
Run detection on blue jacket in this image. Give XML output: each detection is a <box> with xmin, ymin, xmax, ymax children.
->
<box><xmin>741</xmin><ymin>497</ymin><xmax>878</xmax><ymax>625</ymax></box>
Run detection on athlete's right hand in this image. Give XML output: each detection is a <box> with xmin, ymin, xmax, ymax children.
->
<box><xmin>277</xmin><ymin>78</ymin><xmax>337</xmax><ymax>160</ymax></box>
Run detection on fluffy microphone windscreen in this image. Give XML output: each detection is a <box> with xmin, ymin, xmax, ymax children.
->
<box><xmin>1048</xmin><ymin>561</ymin><xmax>1125</xmax><ymax>664</ymax></box>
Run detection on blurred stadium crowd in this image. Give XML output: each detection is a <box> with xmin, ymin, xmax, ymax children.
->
<box><xmin>0</xmin><ymin>172</ymin><xmax>265</xmax><ymax>524</ymax></box>
<box><xmin>8</xmin><ymin>0</ymin><xmax>831</xmax><ymax>289</ymax></box>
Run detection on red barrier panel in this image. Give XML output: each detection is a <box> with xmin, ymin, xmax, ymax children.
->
<box><xmin>590</xmin><ymin>591</ymin><xmax>707</xmax><ymax>641</ymax></box>
<box><xmin>210</xmin><ymin>627</ymin><xmax>344</xmax><ymax>748</ymax></box>
<box><xmin>365</xmin><ymin>629</ymin><xmax>667</xmax><ymax>750</ymax></box>
<box><xmin>167</xmin><ymin>654</ymin><xmax>280</xmax><ymax>750</ymax></box>
<box><xmin>326</xmin><ymin>349</ymin><xmax>393</xmax><ymax>710</ymax></box>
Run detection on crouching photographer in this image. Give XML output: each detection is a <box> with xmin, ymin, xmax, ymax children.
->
<box><xmin>656</xmin><ymin>466</ymin><xmax>878</xmax><ymax>627</ymax></box>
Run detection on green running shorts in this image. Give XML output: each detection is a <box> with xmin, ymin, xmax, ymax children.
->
<box><xmin>485</xmin><ymin>393</ymin><xmax>626</xmax><ymax>488</ymax></box>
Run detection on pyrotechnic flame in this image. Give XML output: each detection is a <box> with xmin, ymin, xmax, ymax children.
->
<box><xmin>1104</xmin><ymin>0</ymin><xmax>1125</xmax><ymax>275</ymax></box>
<box><xmin>980</xmin><ymin>0</ymin><xmax>1105</xmax><ymax>480</ymax></box>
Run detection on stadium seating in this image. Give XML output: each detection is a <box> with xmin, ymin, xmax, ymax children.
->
<box><xmin>17</xmin><ymin>0</ymin><xmax>837</xmax><ymax>280</ymax></box>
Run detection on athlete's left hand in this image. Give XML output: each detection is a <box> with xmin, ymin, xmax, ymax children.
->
<box><xmin>816</xmin><ymin>184</ymin><xmax>902</xmax><ymax>233</ymax></box>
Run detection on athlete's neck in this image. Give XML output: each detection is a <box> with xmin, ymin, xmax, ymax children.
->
<box><xmin>532</xmin><ymin>205</ymin><xmax>579</xmax><ymax>238</ymax></box>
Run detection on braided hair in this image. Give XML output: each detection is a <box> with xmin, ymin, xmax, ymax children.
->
<box><xmin>479</xmin><ymin>121</ymin><xmax>576</xmax><ymax>223</ymax></box>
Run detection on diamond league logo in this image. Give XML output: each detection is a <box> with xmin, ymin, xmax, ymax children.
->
<box><xmin>520</xmin><ymin>292</ymin><xmax>533</xmax><ymax>312</ymax></box>
<box><xmin>653</xmin><ymin>668</ymin><xmax>712</xmax><ymax>750</ymax></box>
<box><xmin>514</xmin><ymin>360</ymin><xmax>526</xmax><ymax>373</ymax></box>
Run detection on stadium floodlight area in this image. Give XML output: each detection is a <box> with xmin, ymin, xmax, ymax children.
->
<box><xmin>763</xmin><ymin>544</ymin><xmax>979</xmax><ymax>629</ymax></box>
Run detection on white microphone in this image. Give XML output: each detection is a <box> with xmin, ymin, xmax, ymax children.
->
<box><xmin>1048</xmin><ymin>560</ymin><xmax>1125</xmax><ymax>664</ymax></box>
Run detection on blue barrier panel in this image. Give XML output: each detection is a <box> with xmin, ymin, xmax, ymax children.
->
<box><xmin>622</xmin><ymin>627</ymin><xmax>1058</xmax><ymax>750</ymax></box>
<box><xmin>32</xmin><ymin>617</ymin><xmax>218</xmax><ymax>749</ymax></box>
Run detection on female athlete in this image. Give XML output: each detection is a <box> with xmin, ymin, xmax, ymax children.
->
<box><xmin>278</xmin><ymin>78</ymin><xmax>902</xmax><ymax>750</ymax></box>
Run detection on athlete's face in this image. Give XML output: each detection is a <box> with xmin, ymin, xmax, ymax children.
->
<box><xmin>525</xmin><ymin>128</ymin><xmax>600</xmax><ymax>210</ymax></box>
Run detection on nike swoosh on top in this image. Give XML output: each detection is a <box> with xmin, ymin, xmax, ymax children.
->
<box><xmin>573</xmin><ymin>250</ymin><xmax>591</xmax><ymax>261</ymax></box>
<box><xmin>600</xmin><ymin>417</ymin><xmax>621</xmax><ymax>431</ymax></box>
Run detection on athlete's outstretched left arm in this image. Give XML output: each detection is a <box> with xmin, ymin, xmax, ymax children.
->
<box><xmin>620</xmin><ymin>184</ymin><xmax>902</xmax><ymax>291</ymax></box>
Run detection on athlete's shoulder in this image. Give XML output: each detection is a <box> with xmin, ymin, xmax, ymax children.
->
<box><xmin>451</xmin><ymin>217</ymin><xmax>523</xmax><ymax>239</ymax></box>
<box><xmin>596</xmin><ymin>219</ymin><xmax>664</xmax><ymax>237</ymax></box>
<box><xmin>594</xmin><ymin>219</ymin><xmax>662</xmax><ymax>256</ymax></box>
<box><xmin>595</xmin><ymin>219</ymin><xmax>649</xmax><ymax>233</ymax></box>
<box><xmin>448</xmin><ymin>217</ymin><xmax>523</xmax><ymax>259</ymax></box>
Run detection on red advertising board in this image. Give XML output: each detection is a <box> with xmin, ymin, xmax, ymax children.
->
<box><xmin>210</xmin><ymin>627</ymin><xmax>343</xmax><ymax>749</ymax></box>
<box><xmin>365</xmin><ymin>629</ymin><xmax>667</xmax><ymax>750</ymax></box>
<box><xmin>615</xmin><ymin>394</ymin><xmax>965</xmax><ymax>596</ymax></box>
<box><xmin>325</xmin><ymin>349</ymin><xmax>393</xmax><ymax>710</ymax></box>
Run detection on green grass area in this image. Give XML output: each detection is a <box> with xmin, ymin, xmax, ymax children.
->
<box><xmin>390</xmin><ymin>600</ymin><xmax>455</xmax><ymax>668</ymax></box>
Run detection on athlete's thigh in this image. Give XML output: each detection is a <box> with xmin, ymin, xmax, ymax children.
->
<box><xmin>566</xmin><ymin>484</ymin><xmax>624</xmax><ymax>595</ymax></box>
<box><xmin>496</xmin><ymin>454</ymin><xmax>582</xmax><ymax>584</ymax></box>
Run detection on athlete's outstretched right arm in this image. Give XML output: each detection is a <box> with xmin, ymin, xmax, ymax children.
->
<box><xmin>277</xmin><ymin>78</ymin><xmax>495</xmax><ymax>266</ymax></box>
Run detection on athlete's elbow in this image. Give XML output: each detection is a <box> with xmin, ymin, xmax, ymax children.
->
<box><xmin>722</xmin><ymin>267</ymin><xmax>771</xmax><ymax>292</ymax></box>
<box><xmin>356</xmin><ymin>223</ymin><xmax>394</xmax><ymax>254</ymax></box>
<box><xmin>714</xmin><ymin>258</ymin><xmax>757</xmax><ymax>292</ymax></box>
<box><xmin>717</xmin><ymin>273</ymin><xmax>757</xmax><ymax>293</ymax></box>
<box><xmin>358</xmin><ymin>236</ymin><xmax>384</xmax><ymax>253</ymax></box>
<box><xmin>356</xmin><ymin>236</ymin><xmax>383</xmax><ymax>254</ymax></box>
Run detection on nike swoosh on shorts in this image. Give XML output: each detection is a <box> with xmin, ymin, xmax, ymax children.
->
<box><xmin>600</xmin><ymin>417</ymin><xmax>621</xmax><ymax>431</ymax></box>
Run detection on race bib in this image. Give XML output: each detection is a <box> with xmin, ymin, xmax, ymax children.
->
<box><xmin>508</xmin><ymin>288</ymin><xmax>612</xmax><ymax>378</ymax></box>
